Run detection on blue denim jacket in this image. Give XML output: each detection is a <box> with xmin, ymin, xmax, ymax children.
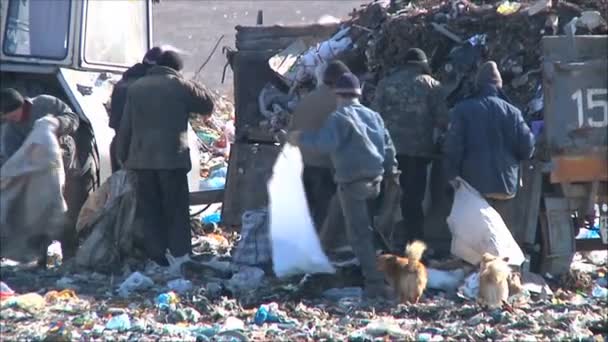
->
<box><xmin>298</xmin><ymin>99</ymin><xmax>398</xmax><ymax>184</ymax></box>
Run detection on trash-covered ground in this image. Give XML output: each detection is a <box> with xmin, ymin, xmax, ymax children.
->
<box><xmin>2</xmin><ymin>233</ymin><xmax>607</xmax><ymax>342</ymax></box>
<box><xmin>189</xmin><ymin>90</ymin><xmax>234</xmax><ymax>192</ymax></box>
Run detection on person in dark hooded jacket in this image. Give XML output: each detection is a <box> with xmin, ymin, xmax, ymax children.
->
<box><xmin>109</xmin><ymin>46</ymin><xmax>164</xmax><ymax>172</ymax></box>
<box><xmin>444</xmin><ymin>61</ymin><xmax>535</xmax><ymax>223</ymax></box>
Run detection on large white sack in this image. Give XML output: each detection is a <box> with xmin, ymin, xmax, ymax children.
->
<box><xmin>268</xmin><ymin>143</ymin><xmax>335</xmax><ymax>277</ymax></box>
<box><xmin>446</xmin><ymin>177</ymin><xmax>525</xmax><ymax>266</ymax></box>
<box><xmin>0</xmin><ymin>117</ymin><xmax>67</xmax><ymax>261</ymax></box>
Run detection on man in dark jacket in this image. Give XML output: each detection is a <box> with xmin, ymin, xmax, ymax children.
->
<box><xmin>288</xmin><ymin>73</ymin><xmax>399</xmax><ymax>298</ymax></box>
<box><xmin>372</xmin><ymin>48</ymin><xmax>448</xmax><ymax>250</ymax></box>
<box><xmin>116</xmin><ymin>51</ymin><xmax>214</xmax><ymax>265</ymax></box>
<box><xmin>444</xmin><ymin>61</ymin><xmax>535</xmax><ymax>222</ymax></box>
<box><xmin>109</xmin><ymin>46</ymin><xmax>164</xmax><ymax>172</ymax></box>
<box><xmin>0</xmin><ymin>88</ymin><xmax>89</xmax><ymax>259</ymax></box>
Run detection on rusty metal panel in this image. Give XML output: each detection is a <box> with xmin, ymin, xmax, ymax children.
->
<box><xmin>232</xmin><ymin>50</ymin><xmax>278</xmax><ymax>143</ymax></box>
<box><xmin>550</xmin><ymin>155</ymin><xmax>608</xmax><ymax>183</ymax></box>
<box><xmin>539</xmin><ymin>197</ymin><xmax>576</xmax><ymax>275</ymax></box>
<box><xmin>221</xmin><ymin>143</ymin><xmax>280</xmax><ymax>228</ymax></box>
<box><xmin>542</xmin><ymin>36</ymin><xmax>608</xmax><ymax>157</ymax></box>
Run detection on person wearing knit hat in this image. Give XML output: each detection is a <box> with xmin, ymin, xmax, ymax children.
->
<box><xmin>290</xmin><ymin>60</ymin><xmax>352</xmax><ymax>252</ymax></box>
<box><xmin>444</xmin><ymin>60</ymin><xmax>535</xmax><ymax>227</ymax></box>
<box><xmin>371</xmin><ymin>48</ymin><xmax>448</xmax><ymax>251</ymax></box>
<box><xmin>287</xmin><ymin>73</ymin><xmax>399</xmax><ymax>299</ymax></box>
<box><xmin>109</xmin><ymin>46</ymin><xmax>166</xmax><ymax>172</ymax></box>
<box><xmin>476</xmin><ymin>61</ymin><xmax>503</xmax><ymax>89</ymax></box>
<box><xmin>405</xmin><ymin>48</ymin><xmax>432</xmax><ymax>75</ymax></box>
<box><xmin>114</xmin><ymin>49</ymin><xmax>214</xmax><ymax>267</ymax></box>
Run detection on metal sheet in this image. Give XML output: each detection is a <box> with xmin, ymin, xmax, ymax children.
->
<box><xmin>58</xmin><ymin>67</ymin><xmax>119</xmax><ymax>184</ymax></box>
<box><xmin>542</xmin><ymin>36</ymin><xmax>608</xmax><ymax>157</ymax></box>
<box><xmin>222</xmin><ymin>143</ymin><xmax>281</xmax><ymax>228</ymax></box>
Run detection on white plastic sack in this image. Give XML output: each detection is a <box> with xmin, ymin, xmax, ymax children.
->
<box><xmin>0</xmin><ymin>117</ymin><xmax>67</xmax><ymax>261</ymax></box>
<box><xmin>268</xmin><ymin>143</ymin><xmax>335</xmax><ymax>277</ymax></box>
<box><xmin>187</xmin><ymin>123</ymin><xmax>201</xmax><ymax>192</ymax></box>
<box><xmin>447</xmin><ymin>177</ymin><xmax>525</xmax><ymax>266</ymax></box>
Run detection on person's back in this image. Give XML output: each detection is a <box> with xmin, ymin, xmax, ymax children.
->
<box><xmin>326</xmin><ymin>101</ymin><xmax>388</xmax><ymax>183</ymax></box>
<box><xmin>373</xmin><ymin>66</ymin><xmax>446</xmax><ymax>158</ymax></box>
<box><xmin>445</xmin><ymin>61</ymin><xmax>535</xmax><ymax>198</ymax></box>
<box><xmin>121</xmin><ymin>65</ymin><xmax>213</xmax><ymax>170</ymax></box>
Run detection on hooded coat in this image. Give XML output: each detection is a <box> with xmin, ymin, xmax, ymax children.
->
<box><xmin>443</xmin><ymin>62</ymin><xmax>535</xmax><ymax>197</ymax></box>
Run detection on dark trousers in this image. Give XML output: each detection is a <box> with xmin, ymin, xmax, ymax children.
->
<box><xmin>110</xmin><ymin>136</ymin><xmax>120</xmax><ymax>173</ymax></box>
<box><xmin>302</xmin><ymin>166</ymin><xmax>336</xmax><ymax>231</ymax></box>
<box><xmin>134</xmin><ymin>169</ymin><xmax>191</xmax><ymax>264</ymax></box>
<box><xmin>62</xmin><ymin>170</ymin><xmax>96</xmax><ymax>258</ymax></box>
<box><xmin>396</xmin><ymin>155</ymin><xmax>431</xmax><ymax>249</ymax></box>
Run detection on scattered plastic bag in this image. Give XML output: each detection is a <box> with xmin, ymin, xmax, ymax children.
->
<box><xmin>427</xmin><ymin>268</ymin><xmax>466</xmax><ymax>293</ymax></box>
<box><xmin>447</xmin><ymin>177</ymin><xmax>525</xmax><ymax>266</ymax></box>
<box><xmin>47</xmin><ymin>241</ymin><xmax>63</xmax><ymax>268</ymax></box>
<box><xmin>156</xmin><ymin>292</ymin><xmax>180</xmax><ymax>311</ymax></box>
<box><xmin>459</xmin><ymin>272</ymin><xmax>480</xmax><ymax>299</ymax></box>
<box><xmin>117</xmin><ymin>272</ymin><xmax>154</xmax><ymax>297</ymax></box>
<box><xmin>167</xmin><ymin>279</ymin><xmax>193</xmax><ymax>294</ymax></box>
<box><xmin>106</xmin><ymin>313</ymin><xmax>131</xmax><ymax>331</ymax></box>
<box><xmin>497</xmin><ymin>1</ymin><xmax>522</xmax><ymax>15</ymax></box>
<box><xmin>0</xmin><ymin>281</ymin><xmax>15</xmax><ymax>300</ymax></box>
<box><xmin>254</xmin><ymin>303</ymin><xmax>282</xmax><ymax>325</ymax></box>
<box><xmin>268</xmin><ymin>144</ymin><xmax>335</xmax><ymax>277</ymax></box>
<box><xmin>221</xmin><ymin>317</ymin><xmax>245</xmax><ymax>332</ymax></box>
<box><xmin>364</xmin><ymin>319</ymin><xmax>409</xmax><ymax>338</ymax></box>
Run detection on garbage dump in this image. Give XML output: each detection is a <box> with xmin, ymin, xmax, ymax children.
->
<box><xmin>188</xmin><ymin>90</ymin><xmax>234</xmax><ymax>192</ymax></box>
<box><xmin>254</xmin><ymin>0</ymin><xmax>607</xmax><ymax>134</ymax></box>
<box><xmin>2</xmin><ymin>0</ymin><xmax>608</xmax><ymax>340</ymax></box>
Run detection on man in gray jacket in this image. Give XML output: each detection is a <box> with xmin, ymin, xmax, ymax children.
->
<box><xmin>116</xmin><ymin>51</ymin><xmax>214</xmax><ymax>265</ymax></box>
<box><xmin>288</xmin><ymin>73</ymin><xmax>398</xmax><ymax>298</ymax></box>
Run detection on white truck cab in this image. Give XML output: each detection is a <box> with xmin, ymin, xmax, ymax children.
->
<box><xmin>1</xmin><ymin>0</ymin><xmax>203</xmax><ymax>197</ymax></box>
<box><xmin>1</xmin><ymin>0</ymin><xmax>154</xmax><ymax>185</ymax></box>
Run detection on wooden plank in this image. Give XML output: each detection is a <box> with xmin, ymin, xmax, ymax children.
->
<box><xmin>189</xmin><ymin>189</ymin><xmax>224</xmax><ymax>205</ymax></box>
<box><xmin>550</xmin><ymin>156</ymin><xmax>608</xmax><ymax>183</ymax></box>
<box><xmin>576</xmin><ymin>238</ymin><xmax>607</xmax><ymax>251</ymax></box>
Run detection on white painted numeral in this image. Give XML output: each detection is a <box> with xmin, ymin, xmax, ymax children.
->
<box><xmin>571</xmin><ymin>88</ymin><xmax>608</xmax><ymax>128</ymax></box>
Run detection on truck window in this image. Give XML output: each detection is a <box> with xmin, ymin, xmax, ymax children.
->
<box><xmin>83</xmin><ymin>0</ymin><xmax>149</xmax><ymax>67</ymax></box>
<box><xmin>3</xmin><ymin>0</ymin><xmax>71</xmax><ymax>60</ymax></box>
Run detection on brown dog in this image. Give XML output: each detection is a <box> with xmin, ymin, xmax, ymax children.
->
<box><xmin>478</xmin><ymin>252</ymin><xmax>511</xmax><ymax>309</ymax></box>
<box><xmin>377</xmin><ymin>240</ymin><xmax>428</xmax><ymax>304</ymax></box>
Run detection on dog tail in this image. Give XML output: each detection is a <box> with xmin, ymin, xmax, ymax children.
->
<box><xmin>405</xmin><ymin>240</ymin><xmax>427</xmax><ymax>271</ymax></box>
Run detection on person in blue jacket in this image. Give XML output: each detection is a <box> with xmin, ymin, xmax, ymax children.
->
<box><xmin>287</xmin><ymin>73</ymin><xmax>399</xmax><ymax>299</ymax></box>
<box><xmin>444</xmin><ymin>61</ymin><xmax>535</xmax><ymax>222</ymax></box>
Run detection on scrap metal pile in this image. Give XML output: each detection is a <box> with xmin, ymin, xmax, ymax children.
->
<box><xmin>258</xmin><ymin>0</ymin><xmax>607</xmax><ymax>132</ymax></box>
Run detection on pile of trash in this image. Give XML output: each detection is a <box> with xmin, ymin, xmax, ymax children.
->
<box><xmin>188</xmin><ymin>89</ymin><xmax>234</xmax><ymax>191</ymax></box>
<box><xmin>255</xmin><ymin>0</ymin><xmax>607</xmax><ymax>132</ymax></box>
<box><xmin>1</xmin><ymin>246</ymin><xmax>607</xmax><ymax>341</ymax></box>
